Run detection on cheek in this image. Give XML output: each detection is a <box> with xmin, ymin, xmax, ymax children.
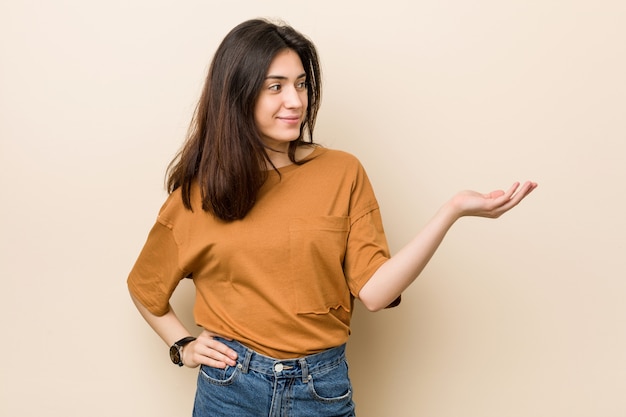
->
<box><xmin>253</xmin><ymin>102</ymin><xmax>267</xmax><ymax>127</ymax></box>
<box><xmin>254</xmin><ymin>98</ymin><xmax>276</xmax><ymax>123</ymax></box>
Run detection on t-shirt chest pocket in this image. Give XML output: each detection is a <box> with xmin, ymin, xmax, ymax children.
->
<box><xmin>288</xmin><ymin>216</ymin><xmax>351</xmax><ymax>315</ymax></box>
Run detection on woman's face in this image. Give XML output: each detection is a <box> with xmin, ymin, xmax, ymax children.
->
<box><xmin>254</xmin><ymin>49</ymin><xmax>308</xmax><ymax>150</ymax></box>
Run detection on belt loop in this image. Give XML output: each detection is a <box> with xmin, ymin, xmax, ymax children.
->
<box><xmin>299</xmin><ymin>358</ymin><xmax>309</xmax><ymax>383</ymax></box>
<box><xmin>240</xmin><ymin>348</ymin><xmax>253</xmax><ymax>374</ymax></box>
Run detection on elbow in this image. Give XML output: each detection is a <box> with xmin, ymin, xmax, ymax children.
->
<box><xmin>358</xmin><ymin>290</ymin><xmax>387</xmax><ymax>313</ymax></box>
<box><xmin>359</xmin><ymin>289</ymin><xmax>402</xmax><ymax>312</ymax></box>
<box><xmin>363</xmin><ymin>302</ymin><xmax>385</xmax><ymax>313</ymax></box>
<box><xmin>358</xmin><ymin>268</ymin><xmax>403</xmax><ymax>312</ymax></box>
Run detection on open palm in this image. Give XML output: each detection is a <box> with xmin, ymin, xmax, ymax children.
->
<box><xmin>453</xmin><ymin>181</ymin><xmax>538</xmax><ymax>219</ymax></box>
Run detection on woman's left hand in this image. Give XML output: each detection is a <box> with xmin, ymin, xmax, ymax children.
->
<box><xmin>451</xmin><ymin>181</ymin><xmax>538</xmax><ymax>219</ymax></box>
<box><xmin>358</xmin><ymin>180</ymin><xmax>538</xmax><ymax>311</ymax></box>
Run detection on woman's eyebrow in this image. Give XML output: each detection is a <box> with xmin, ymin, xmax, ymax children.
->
<box><xmin>265</xmin><ymin>73</ymin><xmax>307</xmax><ymax>80</ymax></box>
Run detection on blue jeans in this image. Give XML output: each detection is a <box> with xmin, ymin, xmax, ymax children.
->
<box><xmin>193</xmin><ymin>338</ymin><xmax>355</xmax><ymax>417</ymax></box>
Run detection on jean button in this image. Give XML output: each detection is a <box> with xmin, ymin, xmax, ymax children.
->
<box><xmin>274</xmin><ymin>363</ymin><xmax>284</xmax><ymax>372</ymax></box>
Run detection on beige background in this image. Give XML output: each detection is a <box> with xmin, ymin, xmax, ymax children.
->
<box><xmin>1</xmin><ymin>0</ymin><xmax>625</xmax><ymax>416</ymax></box>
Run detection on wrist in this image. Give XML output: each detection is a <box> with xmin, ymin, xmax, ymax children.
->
<box><xmin>438</xmin><ymin>198</ymin><xmax>463</xmax><ymax>224</ymax></box>
<box><xmin>169</xmin><ymin>336</ymin><xmax>196</xmax><ymax>367</ymax></box>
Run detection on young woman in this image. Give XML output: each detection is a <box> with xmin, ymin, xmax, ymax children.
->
<box><xmin>128</xmin><ymin>18</ymin><xmax>537</xmax><ymax>417</ymax></box>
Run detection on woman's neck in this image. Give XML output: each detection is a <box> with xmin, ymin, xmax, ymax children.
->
<box><xmin>264</xmin><ymin>144</ymin><xmax>315</xmax><ymax>169</ymax></box>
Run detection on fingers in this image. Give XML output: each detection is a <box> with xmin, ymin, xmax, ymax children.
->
<box><xmin>184</xmin><ymin>331</ymin><xmax>238</xmax><ymax>369</ymax></box>
<box><xmin>508</xmin><ymin>181</ymin><xmax>537</xmax><ymax>205</ymax></box>
<box><xmin>454</xmin><ymin>181</ymin><xmax>537</xmax><ymax>219</ymax></box>
<box><xmin>493</xmin><ymin>181</ymin><xmax>537</xmax><ymax>215</ymax></box>
<box><xmin>505</xmin><ymin>181</ymin><xmax>521</xmax><ymax>198</ymax></box>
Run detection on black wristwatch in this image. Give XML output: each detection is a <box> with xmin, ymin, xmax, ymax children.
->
<box><xmin>169</xmin><ymin>336</ymin><xmax>196</xmax><ymax>367</ymax></box>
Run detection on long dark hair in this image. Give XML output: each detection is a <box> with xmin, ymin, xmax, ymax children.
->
<box><xmin>166</xmin><ymin>19</ymin><xmax>322</xmax><ymax>221</ymax></box>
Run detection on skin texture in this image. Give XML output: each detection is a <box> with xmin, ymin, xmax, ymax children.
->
<box><xmin>130</xmin><ymin>48</ymin><xmax>538</xmax><ymax>369</ymax></box>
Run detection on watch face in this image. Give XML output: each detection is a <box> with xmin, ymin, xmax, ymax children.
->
<box><xmin>169</xmin><ymin>345</ymin><xmax>182</xmax><ymax>364</ymax></box>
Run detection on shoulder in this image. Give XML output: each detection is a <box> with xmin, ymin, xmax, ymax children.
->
<box><xmin>308</xmin><ymin>146</ymin><xmax>364</xmax><ymax>170</ymax></box>
<box><xmin>156</xmin><ymin>183</ymin><xmax>201</xmax><ymax>228</ymax></box>
<box><xmin>299</xmin><ymin>147</ymin><xmax>375</xmax><ymax>195</ymax></box>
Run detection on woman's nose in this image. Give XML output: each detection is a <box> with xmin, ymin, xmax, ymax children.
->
<box><xmin>283</xmin><ymin>86</ymin><xmax>305</xmax><ymax>109</ymax></box>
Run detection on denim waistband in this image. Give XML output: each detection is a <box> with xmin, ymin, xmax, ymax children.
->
<box><xmin>214</xmin><ymin>337</ymin><xmax>346</xmax><ymax>383</ymax></box>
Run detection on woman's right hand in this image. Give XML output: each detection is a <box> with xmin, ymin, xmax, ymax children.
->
<box><xmin>182</xmin><ymin>330</ymin><xmax>239</xmax><ymax>369</ymax></box>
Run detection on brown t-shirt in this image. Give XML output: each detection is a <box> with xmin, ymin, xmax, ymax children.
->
<box><xmin>127</xmin><ymin>146</ymin><xmax>396</xmax><ymax>358</ymax></box>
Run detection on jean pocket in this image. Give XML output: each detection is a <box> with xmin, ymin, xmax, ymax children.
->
<box><xmin>198</xmin><ymin>364</ymin><xmax>241</xmax><ymax>386</ymax></box>
<box><xmin>289</xmin><ymin>216</ymin><xmax>351</xmax><ymax>315</ymax></box>
<box><xmin>307</xmin><ymin>360</ymin><xmax>353</xmax><ymax>403</ymax></box>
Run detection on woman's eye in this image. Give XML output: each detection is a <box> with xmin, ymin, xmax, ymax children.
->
<box><xmin>268</xmin><ymin>84</ymin><xmax>281</xmax><ymax>91</ymax></box>
<box><xmin>296</xmin><ymin>81</ymin><xmax>307</xmax><ymax>90</ymax></box>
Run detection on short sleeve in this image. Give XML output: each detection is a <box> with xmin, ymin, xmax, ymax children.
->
<box><xmin>342</xmin><ymin>159</ymin><xmax>401</xmax><ymax>308</ymax></box>
<box><xmin>341</xmin><ymin>158</ymin><xmax>389</xmax><ymax>295</ymax></box>
<box><xmin>127</xmin><ymin>220</ymin><xmax>187</xmax><ymax>316</ymax></box>
<box><xmin>344</xmin><ymin>208</ymin><xmax>390</xmax><ymax>297</ymax></box>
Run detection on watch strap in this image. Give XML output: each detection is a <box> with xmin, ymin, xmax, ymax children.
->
<box><xmin>173</xmin><ymin>336</ymin><xmax>197</xmax><ymax>348</ymax></box>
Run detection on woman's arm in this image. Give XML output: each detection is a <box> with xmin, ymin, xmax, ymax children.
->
<box><xmin>358</xmin><ymin>181</ymin><xmax>538</xmax><ymax>312</ymax></box>
<box><xmin>130</xmin><ymin>293</ymin><xmax>238</xmax><ymax>368</ymax></box>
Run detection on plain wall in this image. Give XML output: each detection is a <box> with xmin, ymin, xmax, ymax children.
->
<box><xmin>1</xmin><ymin>0</ymin><xmax>625</xmax><ymax>416</ymax></box>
